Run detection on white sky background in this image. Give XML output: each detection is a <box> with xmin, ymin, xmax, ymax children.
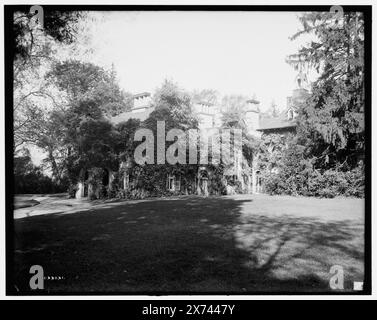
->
<box><xmin>84</xmin><ymin>11</ymin><xmax>317</xmax><ymax>111</ymax></box>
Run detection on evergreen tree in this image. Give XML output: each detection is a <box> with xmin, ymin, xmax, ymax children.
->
<box><xmin>287</xmin><ymin>11</ymin><xmax>365</xmax><ymax>169</ymax></box>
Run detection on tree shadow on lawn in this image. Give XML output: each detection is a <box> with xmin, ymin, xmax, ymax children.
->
<box><xmin>12</xmin><ymin>196</ymin><xmax>364</xmax><ymax>294</ymax></box>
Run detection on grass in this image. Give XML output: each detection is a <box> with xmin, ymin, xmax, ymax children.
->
<box><xmin>12</xmin><ymin>194</ymin><xmax>364</xmax><ymax>294</ymax></box>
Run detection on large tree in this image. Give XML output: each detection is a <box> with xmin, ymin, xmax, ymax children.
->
<box><xmin>128</xmin><ymin>80</ymin><xmax>200</xmax><ymax>194</ymax></box>
<box><xmin>13</xmin><ymin>10</ymin><xmax>86</xmax><ymax>152</ymax></box>
<box><xmin>260</xmin><ymin>11</ymin><xmax>365</xmax><ymax>197</ymax></box>
<box><xmin>13</xmin><ymin>9</ymin><xmax>84</xmax><ymax>60</ymax></box>
<box><xmin>287</xmin><ymin>11</ymin><xmax>365</xmax><ymax>169</ymax></box>
<box><xmin>190</xmin><ymin>89</ymin><xmax>220</xmax><ymax>105</ymax></box>
<box><xmin>150</xmin><ymin>79</ymin><xmax>198</xmax><ymax>130</ymax></box>
<box><xmin>34</xmin><ymin>60</ymin><xmax>129</xmax><ymax>183</ymax></box>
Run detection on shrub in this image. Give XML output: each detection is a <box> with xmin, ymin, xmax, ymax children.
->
<box><xmin>115</xmin><ymin>188</ymin><xmax>151</xmax><ymax>200</ymax></box>
<box><xmin>259</xmin><ymin>136</ymin><xmax>364</xmax><ymax>198</ymax></box>
<box><xmin>263</xmin><ymin>165</ymin><xmax>364</xmax><ymax>198</ymax></box>
<box><xmin>14</xmin><ymin>169</ymin><xmax>68</xmax><ymax>194</ymax></box>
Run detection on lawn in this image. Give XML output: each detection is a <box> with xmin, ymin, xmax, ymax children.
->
<box><xmin>12</xmin><ymin>194</ymin><xmax>364</xmax><ymax>294</ymax></box>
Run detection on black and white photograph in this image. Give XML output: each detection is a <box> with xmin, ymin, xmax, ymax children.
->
<box><xmin>4</xmin><ymin>4</ymin><xmax>371</xmax><ymax>297</ymax></box>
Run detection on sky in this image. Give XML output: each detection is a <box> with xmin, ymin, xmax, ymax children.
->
<box><xmin>84</xmin><ymin>11</ymin><xmax>317</xmax><ymax>111</ymax></box>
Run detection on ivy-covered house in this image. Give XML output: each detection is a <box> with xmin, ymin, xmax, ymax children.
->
<box><xmin>75</xmin><ymin>82</ymin><xmax>309</xmax><ymax>199</ymax></box>
<box><xmin>254</xmin><ymin>81</ymin><xmax>310</xmax><ymax>193</ymax></box>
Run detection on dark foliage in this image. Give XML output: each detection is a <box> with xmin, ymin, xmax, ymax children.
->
<box><xmin>14</xmin><ymin>154</ymin><xmax>67</xmax><ymax>194</ymax></box>
<box><xmin>13</xmin><ymin>10</ymin><xmax>83</xmax><ymax>60</ymax></box>
<box><xmin>261</xmin><ymin>140</ymin><xmax>364</xmax><ymax>198</ymax></box>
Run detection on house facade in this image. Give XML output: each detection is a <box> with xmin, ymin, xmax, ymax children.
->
<box><xmin>254</xmin><ymin>83</ymin><xmax>310</xmax><ymax>193</ymax></box>
<box><xmin>75</xmin><ymin>83</ymin><xmax>309</xmax><ymax>199</ymax></box>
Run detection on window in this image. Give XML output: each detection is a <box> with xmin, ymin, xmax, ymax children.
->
<box><xmin>167</xmin><ymin>175</ymin><xmax>181</xmax><ymax>191</ymax></box>
<box><xmin>123</xmin><ymin>173</ymin><xmax>130</xmax><ymax>190</ymax></box>
<box><xmin>175</xmin><ymin>177</ymin><xmax>181</xmax><ymax>191</ymax></box>
<box><xmin>168</xmin><ymin>175</ymin><xmax>175</xmax><ymax>191</ymax></box>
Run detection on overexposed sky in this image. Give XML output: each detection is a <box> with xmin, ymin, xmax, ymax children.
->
<box><xmin>84</xmin><ymin>11</ymin><xmax>317</xmax><ymax>111</ymax></box>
